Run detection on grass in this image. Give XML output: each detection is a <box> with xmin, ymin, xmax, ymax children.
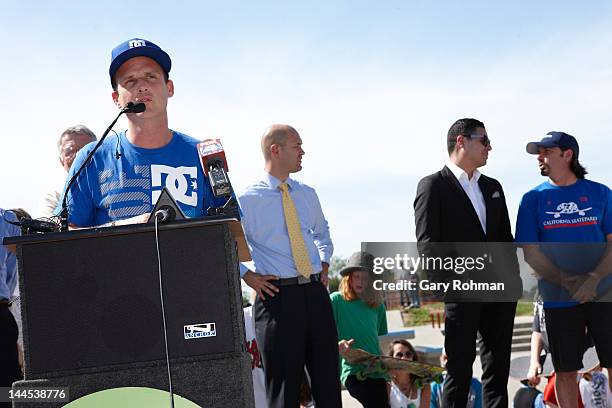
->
<box><xmin>399</xmin><ymin>302</ymin><xmax>444</xmax><ymax>326</ymax></box>
<box><xmin>515</xmin><ymin>301</ymin><xmax>534</xmax><ymax>316</ymax></box>
<box><xmin>398</xmin><ymin>301</ymin><xmax>534</xmax><ymax>327</ymax></box>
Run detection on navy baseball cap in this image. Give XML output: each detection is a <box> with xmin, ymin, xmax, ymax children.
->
<box><xmin>526</xmin><ymin>131</ymin><xmax>579</xmax><ymax>158</ymax></box>
<box><xmin>109</xmin><ymin>38</ymin><xmax>171</xmax><ymax>84</ymax></box>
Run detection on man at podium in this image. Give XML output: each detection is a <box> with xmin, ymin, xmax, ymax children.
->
<box><xmin>237</xmin><ymin>124</ymin><xmax>342</xmax><ymax>408</ymax></box>
<box><xmin>63</xmin><ymin>38</ymin><xmax>224</xmax><ymax>228</ymax></box>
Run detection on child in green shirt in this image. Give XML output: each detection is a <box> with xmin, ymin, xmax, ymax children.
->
<box><xmin>331</xmin><ymin>251</ymin><xmax>389</xmax><ymax>408</ymax></box>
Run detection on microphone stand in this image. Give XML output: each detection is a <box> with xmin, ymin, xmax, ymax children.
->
<box><xmin>206</xmin><ymin>196</ymin><xmax>238</xmax><ymax>217</ymax></box>
<box><xmin>59</xmin><ymin>102</ymin><xmax>144</xmax><ymax>231</ymax></box>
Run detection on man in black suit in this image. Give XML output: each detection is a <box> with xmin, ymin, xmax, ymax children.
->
<box><xmin>414</xmin><ymin>118</ymin><xmax>520</xmax><ymax>408</ymax></box>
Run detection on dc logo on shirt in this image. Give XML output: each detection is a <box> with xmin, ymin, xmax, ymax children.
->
<box><xmin>151</xmin><ymin>165</ymin><xmax>198</xmax><ymax>206</ymax></box>
<box><xmin>546</xmin><ymin>202</ymin><xmax>592</xmax><ymax>219</ymax></box>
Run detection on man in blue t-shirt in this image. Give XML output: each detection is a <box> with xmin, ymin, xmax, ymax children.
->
<box><xmin>64</xmin><ymin>38</ymin><xmax>224</xmax><ymax>228</ymax></box>
<box><xmin>516</xmin><ymin>131</ymin><xmax>612</xmax><ymax>406</ymax></box>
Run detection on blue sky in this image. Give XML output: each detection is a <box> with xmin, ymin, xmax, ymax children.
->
<box><xmin>2</xmin><ymin>1</ymin><xmax>611</xmax><ymax>257</ymax></box>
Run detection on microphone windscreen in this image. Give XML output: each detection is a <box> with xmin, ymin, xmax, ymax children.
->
<box><xmin>197</xmin><ymin>139</ymin><xmax>229</xmax><ymax>176</ymax></box>
<box><xmin>124</xmin><ymin>102</ymin><xmax>146</xmax><ymax>113</ymax></box>
<box><xmin>131</xmin><ymin>102</ymin><xmax>146</xmax><ymax>113</ymax></box>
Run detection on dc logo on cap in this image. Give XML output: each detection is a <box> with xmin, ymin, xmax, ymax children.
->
<box><xmin>128</xmin><ymin>39</ymin><xmax>146</xmax><ymax>48</ymax></box>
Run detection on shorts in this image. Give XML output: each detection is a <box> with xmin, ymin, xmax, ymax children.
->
<box><xmin>545</xmin><ymin>302</ymin><xmax>612</xmax><ymax>372</ymax></box>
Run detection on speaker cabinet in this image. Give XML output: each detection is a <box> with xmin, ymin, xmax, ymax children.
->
<box><xmin>8</xmin><ymin>219</ymin><xmax>253</xmax><ymax>407</ymax></box>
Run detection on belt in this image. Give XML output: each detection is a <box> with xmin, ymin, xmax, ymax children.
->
<box><xmin>274</xmin><ymin>274</ymin><xmax>321</xmax><ymax>287</ymax></box>
<box><xmin>0</xmin><ymin>299</ymin><xmax>9</xmax><ymax>307</ymax></box>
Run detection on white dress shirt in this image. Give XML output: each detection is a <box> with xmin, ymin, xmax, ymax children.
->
<box><xmin>446</xmin><ymin>161</ymin><xmax>487</xmax><ymax>234</ymax></box>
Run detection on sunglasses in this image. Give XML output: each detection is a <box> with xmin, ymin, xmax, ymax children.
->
<box><xmin>61</xmin><ymin>145</ymin><xmax>77</xmax><ymax>157</ymax></box>
<box><xmin>465</xmin><ymin>133</ymin><xmax>491</xmax><ymax>147</ymax></box>
<box><xmin>393</xmin><ymin>351</ymin><xmax>414</xmax><ymax>359</ymax></box>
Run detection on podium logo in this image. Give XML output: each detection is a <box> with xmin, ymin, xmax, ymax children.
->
<box><xmin>184</xmin><ymin>323</ymin><xmax>216</xmax><ymax>339</ymax></box>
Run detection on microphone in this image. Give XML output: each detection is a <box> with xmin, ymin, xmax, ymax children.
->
<box><xmin>197</xmin><ymin>139</ymin><xmax>232</xmax><ymax>198</ymax></box>
<box><xmin>20</xmin><ymin>218</ymin><xmax>60</xmax><ymax>233</ymax></box>
<box><xmin>123</xmin><ymin>102</ymin><xmax>146</xmax><ymax>113</ymax></box>
<box><xmin>155</xmin><ymin>207</ymin><xmax>175</xmax><ymax>223</ymax></box>
<box><xmin>4</xmin><ymin>216</ymin><xmax>59</xmax><ymax>234</ymax></box>
<box><xmin>59</xmin><ymin>102</ymin><xmax>146</xmax><ymax>231</ymax></box>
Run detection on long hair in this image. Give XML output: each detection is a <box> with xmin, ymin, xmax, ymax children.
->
<box><xmin>389</xmin><ymin>339</ymin><xmax>420</xmax><ymax>386</ymax></box>
<box><xmin>570</xmin><ymin>156</ymin><xmax>588</xmax><ymax>179</ymax></box>
<box><xmin>339</xmin><ymin>272</ymin><xmax>381</xmax><ymax>308</ymax></box>
<box><xmin>560</xmin><ymin>147</ymin><xmax>587</xmax><ymax>179</ymax></box>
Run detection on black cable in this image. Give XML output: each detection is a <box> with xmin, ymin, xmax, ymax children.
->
<box><xmin>59</xmin><ymin>129</ymin><xmax>121</xmax><ymax>225</ymax></box>
<box><xmin>3</xmin><ymin>212</ymin><xmax>58</xmax><ymax>234</ymax></box>
<box><xmin>112</xmin><ymin>130</ymin><xmax>122</xmax><ymax>159</ymax></box>
<box><xmin>60</xmin><ymin>103</ymin><xmax>139</xmax><ymax>231</ymax></box>
<box><xmin>154</xmin><ymin>213</ymin><xmax>175</xmax><ymax>408</ymax></box>
<box><xmin>2</xmin><ymin>212</ymin><xmax>21</xmax><ymax>226</ymax></box>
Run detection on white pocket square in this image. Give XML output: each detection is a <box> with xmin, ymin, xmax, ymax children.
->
<box><xmin>492</xmin><ymin>191</ymin><xmax>501</xmax><ymax>199</ymax></box>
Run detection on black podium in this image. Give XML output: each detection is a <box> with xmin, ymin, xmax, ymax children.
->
<box><xmin>4</xmin><ymin>217</ymin><xmax>254</xmax><ymax>407</ymax></box>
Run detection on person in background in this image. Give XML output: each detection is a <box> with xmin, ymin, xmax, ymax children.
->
<box><xmin>408</xmin><ymin>272</ymin><xmax>421</xmax><ymax>308</ymax></box>
<box><xmin>1</xmin><ymin>208</ymin><xmax>22</xmax><ymax>406</ymax></box>
<box><xmin>387</xmin><ymin>339</ymin><xmax>432</xmax><ymax>408</ymax></box>
<box><xmin>7</xmin><ymin>208</ymin><xmax>31</xmax><ymax>376</ymax></box>
<box><xmin>38</xmin><ymin>125</ymin><xmax>96</xmax><ymax>218</ymax></box>
<box><xmin>431</xmin><ymin>350</ymin><xmax>482</xmax><ymax>408</ymax></box>
<box><xmin>243</xmin><ymin>293</ymin><xmax>267</xmax><ymax>408</ymax></box>
<box><xmin>579</xmin><ymin>364</ymin><xmax>612</xmax><ymax>407</ymax></box>
<box><xmin>238</xmin><ymin>124</ymin><xmax>340</xmax><ymax>407</ymax></box>
<box><xmin>332</xmin><ymin>251</ymin><xmax>389</xmax><ymax>407</ymax></box>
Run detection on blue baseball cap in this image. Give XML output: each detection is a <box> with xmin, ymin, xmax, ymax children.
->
<box><xmin>526</xmin><ymin>131</ymin><xmax>579</xmax><ymax>158</ymax></box>
<box><xmin>109</xmin><ymin>38</ymin><xmax>171</xmax><ymax>84</ymax></box>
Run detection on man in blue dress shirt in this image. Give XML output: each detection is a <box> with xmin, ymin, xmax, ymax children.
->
<box><xmin>1</xmin><ymin>209</ymin><xmax>22</xmax><ymax>393</ymax></box>
<box><xmin>238</xmin><ymin>124</ymin><xmax>341</xmax><ymax>408</ymax></box>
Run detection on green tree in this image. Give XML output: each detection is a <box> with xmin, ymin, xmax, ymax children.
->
<box><xmin>328</xmin><ymin>255</ymin><xmax>347</xmax><ymax>293</ymax></box>
<box><xmin>328</xmin><ymin>275</ymin><xmax>341</xmax><ymax>293</ymax></box>
<box><xmin>328</xmin><ymin>255</ymin><xmax>347</xmax><ymax>277</ymax></box>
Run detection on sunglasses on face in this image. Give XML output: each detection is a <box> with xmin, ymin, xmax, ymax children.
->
<box><xmin>465</xmin><ymin>133</ymin><xmax>491</xmax><ymax>147</ymax></box>
<box><xmin>393</xmin><ymin>351</ymin><xmax>413</xmax><ymax>359</ymax></box>
<box><xmin>61</xmin><ymin>145</ymin><xmax>77</xmax><ymax>157</ymax></box>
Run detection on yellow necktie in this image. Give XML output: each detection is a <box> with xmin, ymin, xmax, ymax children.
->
<box><xmin>279</xmin><ymin>182</ymin><xmax>312</xmax><ymax>278</ymax></box>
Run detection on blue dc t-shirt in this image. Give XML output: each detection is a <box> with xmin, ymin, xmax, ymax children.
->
<box><xmin>516</xmin><ymin>179</ymin><xmax>612</xmax><ymax>308</ymax></box>
<box><xmin>64</xmin><ymin>130</ymin><xmax>225</xmax><ymax>227</ymax></box>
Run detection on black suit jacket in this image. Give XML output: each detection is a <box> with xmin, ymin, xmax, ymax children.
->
<box><xmin>414</xmin><ymin>165</ymin><xmax>521</xmax><ymax>300</ymax></box>
<box><xmin>414</xmin><ymin>166</ymin><xmax>514</xmax><ymax>243</ymax></box>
